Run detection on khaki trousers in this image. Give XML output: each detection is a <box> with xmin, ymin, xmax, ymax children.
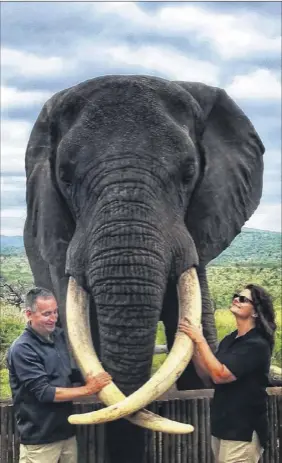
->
<box><xmin>211</xmin><ymin>431</ymin><xmax>263</xmax><ymax>463</ymax></box>
<box><xmin>19</xmin><ymin>436</ymin><xmax>77</xmax><ymax>463</ymax></box>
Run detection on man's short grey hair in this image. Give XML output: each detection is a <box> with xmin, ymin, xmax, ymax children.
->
<box><xmin>25</xmin><ymin>287</ymin><xmax>55</xmax><ymax>312</ymax></box>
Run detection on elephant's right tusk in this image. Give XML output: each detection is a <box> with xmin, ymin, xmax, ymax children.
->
<box><xmin>66</xmin><ymin>269</ymin><xmax>201</xmax><ymax>430</ymax></box>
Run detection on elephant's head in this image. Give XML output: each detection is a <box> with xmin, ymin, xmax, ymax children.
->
<box><xmin>24</xmin><ymin>76</ymin><xmax>264</xmax><ymax>462</ymax></box>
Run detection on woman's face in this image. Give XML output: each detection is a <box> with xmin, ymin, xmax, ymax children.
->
<box><xmin>230</xmin><ymin>288</ymin><xmax>257</xmax><ymax>320</ymax></box>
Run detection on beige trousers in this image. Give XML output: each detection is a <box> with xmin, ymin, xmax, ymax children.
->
<box><xmin>211</xmin><ymin>431</ymin><xmax>263</xmax><ymax>463</ymax></box>
<box><xmin>19</xmin><ymin>436</ymin><xmax>77</xmax><ymax>463</ymax></box>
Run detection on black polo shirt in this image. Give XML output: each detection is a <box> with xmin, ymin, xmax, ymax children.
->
<box><xmin>210</xmin><ymin>328</ymin><xmax>271</xmax><ymax>448</ymax></box>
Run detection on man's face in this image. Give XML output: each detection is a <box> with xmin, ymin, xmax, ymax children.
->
<box><xmin>26</xmin><ymin>296</ymin><xmax>58</xmax><ymax>337</ymax></box>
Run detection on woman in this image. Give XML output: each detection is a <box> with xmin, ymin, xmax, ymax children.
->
<box><xmin>179</xmin><ymin>284</ymin><xmax>276</xmax><ymax>463</ymax></box>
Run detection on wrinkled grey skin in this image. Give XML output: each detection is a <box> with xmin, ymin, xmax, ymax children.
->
<box><xmin>24</xmin><ymin>76</ymin><xmax>264</xmax><ymax>463</ymax></box>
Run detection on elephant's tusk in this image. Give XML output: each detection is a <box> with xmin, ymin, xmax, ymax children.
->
<box><xmin>66</xmin><ymin>268</ymin><xmax>201</xmax><ymax>430</ymax></box>
<box><xmin>66</xmin><ymin>277</ymin><xmax>194</xmax><ymax>432</ymax></box>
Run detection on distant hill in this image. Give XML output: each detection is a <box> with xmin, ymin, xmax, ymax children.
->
<box><xmin>1</xmin><ymin>229</ymin><xmax>281</xmax><ymax>266</ymax></box>
<box><xmin>0</xmin><ymin>235</ymin><xmax>24</xmax><ymax>254</ymax></box>
<box><xmin>210</xmin><ymin>229</ymin><xmax>281</xmax><ymax>266</ymax></box>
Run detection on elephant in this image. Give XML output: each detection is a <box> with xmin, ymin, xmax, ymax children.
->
<box><xmin>24</xmin><ymin>75</ymin><xmax>264</xmax><ymax>463</ymax></box>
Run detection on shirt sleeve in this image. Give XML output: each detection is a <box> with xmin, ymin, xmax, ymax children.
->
<box><xmin>216</xmin><ymin>339</ymin><xmax>270</xmax><ymax>379</ymax></box>
<box><xmin>9</xmin><ymin>343</ymin><xmax>56</xmax><ymax>402</ymax></box>
<box><xmin>215</xmin><ymin>338</ymin><xmax>225</xmax><ymax>355</ymax></box>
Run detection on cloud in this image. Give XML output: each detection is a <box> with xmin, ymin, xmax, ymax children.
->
<box><xmin>94</xmin><ymin>3</ymin><xmax>281</xmax><ymax>60</ymax></box>
<box><xmin>1</xmin><ymin>86</ymin><xmax>51</xmax><ymax>109</ymax></box>
<box><xmin>2</xmin><ymin>47</ymin><xmax>72</xmax><ymax>79</ymax></box>
<box><xmin>245</xmin><ymin>204</ymin><xmax>281</xmax><ymax>232</ymax></box>
<box><xmin>226</xmin><ymin>69</ymin><xmax>281</xmax><ymax>100</ymax></box>
<box><xmin>1</xmin><ymin>176</ymin><xmax>26</xmax><ymax>192</ymax></box>
<box><xmin>103</xmin><ymin>44</ymin><xmax>219</xmax><ymax>84</ymax></box>
<box><xmin>157</xmin><ymin>4</ymin><xmax>280</xmax><ymax>59</ymax></box>
<box><xmin>0</xmin><ymin>2</ymin><xmax>280</xmax><ymax>238</ymax></box>
<box><xmin>0</xmin><ymin>207</ymin><xmax>26</xmax><ymax>236</ymax></box>
<box><xmin>0</xmin><ymin>228</ymin><xmax>24</xmax><ymax>236</ymax></box>
<box><xmin>261</xmin><ymin>161</ymin><xmax>281</xmax><ymax>204</ymax></box>
<box><xmin>0</xmin><ymin>207</ymin><xmax>26</xmax><ymax>219</ymax></box>
<box><xmin>1</xmin><ymin>119</ymin><xmax>32</xmax><ymax>174</ymax></box>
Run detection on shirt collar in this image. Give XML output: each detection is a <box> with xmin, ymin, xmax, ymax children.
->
<box><xmin>26</xmin><ymin>322</ymin><xmax>55</xmax><ymax>344</ymax></box>
<box><xmin>234</xmin><ymin>327</ymin><xmax>257</xmax><ymax>340</ymax></box>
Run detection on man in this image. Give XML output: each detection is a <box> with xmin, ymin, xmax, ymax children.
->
<box><xmin>7</xmin><ymin>287</ymin><xmax>111</xmax><ymax>463</ymax></box>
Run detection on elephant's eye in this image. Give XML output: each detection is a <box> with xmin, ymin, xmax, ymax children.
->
<box><xmin>181</xmin><ymin>160</ymin><xmax>196</xmax><ymax>183</ymax></box>
<box><xmin>59</xmin><ymin>166</ymin><xmax>73</xmax><ymax>190</ymax></box>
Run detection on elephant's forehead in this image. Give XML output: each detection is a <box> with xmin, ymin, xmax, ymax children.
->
<box><xmin>55</xmin><ymin>75</ymin><xmax>200</xmax><ymax>130</ymax></box>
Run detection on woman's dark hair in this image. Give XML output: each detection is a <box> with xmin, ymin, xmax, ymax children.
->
<box><xmin>246</xmin><ymin>284</ymin><xmax>277</xmax><ymax>352</ymax></box>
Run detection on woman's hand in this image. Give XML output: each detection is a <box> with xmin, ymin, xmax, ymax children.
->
<box><xmin>178</xmin><ymin>320</ymin><xmax>206</xmax><ymax>345</ymax></box>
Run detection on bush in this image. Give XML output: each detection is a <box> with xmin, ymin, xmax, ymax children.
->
<box><xmin>152</xmin><ymin>322</ymin><xmax>167</xmax><ymax>374</ymax></box>
<box><xmin>0</xmin><ymin>368</ymin><xmax>11</xmax><ymax>400</ymax></box>
<box><xmin>151</xmin><ymin>307</ymin><xmax>281</xmax><ymax>375</ymax></box>
<box><xmin>0</xmin><ymin>304</ymin><xmax>25</xmax><ymax>369</ymax></box>
<box><xmin>272</xmin><ymin>309</ymin><xmax>281</xmax><ymax>368</ymax></box>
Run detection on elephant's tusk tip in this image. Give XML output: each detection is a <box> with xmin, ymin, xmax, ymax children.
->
<box><xmin>68</xmin><ymin>414</ymin><xmax>93</xmax><ymax>425</ymax></box>
<box><xmin>68</xmin><ymin>412</ymin><xmax>195</xmax><ymax>434</ymax></box>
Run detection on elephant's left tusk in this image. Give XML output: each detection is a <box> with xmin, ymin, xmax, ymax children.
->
<box><xmin>66</xmin><ymin>269</ymin><xmax>201</xmax><ymax>429</ymax></box>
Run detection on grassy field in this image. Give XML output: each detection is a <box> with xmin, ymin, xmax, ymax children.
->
<box><xmin>1</xmin><ymin>252</ymin><xmax>281</xmax><ymax>399</ymax></box>
<box><xmin>152</xmin><ymin>305</ymin><xmax>281</xmax><ymax>373</ymax></box>
<box><xmin>2</xmin><ymin>255</ymin><xmax>281</xmax><ymax>308</ymax></box>
<box><xmin>207</xmin><ymin>266</ymin><xmax>281</xmax><ymax>309</ymax></box>
<box><xmin>1</xmin><ymin>302</ymin><xmax>281</xmax><ymax>399</ymax></box>
<box><xmin>0</xmin><ymin>255</ymin><xmax>33</xmax><ymax>285</ymax></box>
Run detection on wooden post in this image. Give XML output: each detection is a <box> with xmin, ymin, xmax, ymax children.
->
<box><xmin>1</xmin><ymin>405</ymin><xmax>8</xmax><ymax>463</ymax></box>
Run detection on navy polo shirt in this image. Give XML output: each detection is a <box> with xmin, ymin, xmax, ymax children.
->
<box><xmin>7</xmin><ymin>324</ymin><xmax>79</xmax><ymax>444</ymax></box>
<box><xmin>211</xmin><ymin>328</ymin><xmax>271</xmax><ymax>448</ymax></box>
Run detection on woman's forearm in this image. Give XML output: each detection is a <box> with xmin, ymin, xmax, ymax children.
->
<box><xmin>193</xmin><ymin>348</ymin><xmax>210</xmax><ymax>376</ymax></box>
<box><xmin>178</xmin><ymin>321</ymin><xmax>235</xmax><ymax>384</ymax></box>
<box><xmin>195</xmin><ymin>340</ymin><xmax>225</xmax><ymax>382</ymax></box>
<box><xmin>192</xmin><ymin>349</ymin><xmax>212</xmax><ymax>386</ymax></box>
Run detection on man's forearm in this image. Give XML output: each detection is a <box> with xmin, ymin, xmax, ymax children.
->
<box><xmin>54</xmin><ymin>385</ymin><xmax>91</xmax><ymax>402</ymax></box>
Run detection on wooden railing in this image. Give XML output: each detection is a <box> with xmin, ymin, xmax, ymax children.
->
<box><xmin>1</xmin><ymin>388</ymin><xmax>281</xmax><ymax>463</ymax></box>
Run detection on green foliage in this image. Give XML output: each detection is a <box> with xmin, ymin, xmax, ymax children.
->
<box><xmin>0</xmin><ymin>255</ymin><xmax>33</xmax><ymax>285</ymax></box>
<box><xmin>0</xmin><ymin>304</ymin><xmax>25</xmax><ymax>369</ymax></box>
<box><xmin>207</xmin><ymin>266</ymin><xmax>281</xmax><ymax>309</ymax></box>
<box><xmin>152</xmin><ymin>304</ymin><xmax>281</xmax><ymax>373</ymax></box>
<box><xmin>0</xmin><ymin>235</ymin><xmax>281</xmax><ymax>396</ymax></box>
<box><xmin>272</xmin><ymin>313</ymin><xmax>282</xmax><ymax>368</ymax></box>
<box><xmin>152</xmin><ymin>322</ymin><xmax>167</xmax><ymax>374</ymax></box>
<box><xmin>210</xmin><ymin>229</ymin><xmax>281</xmax><ymax>267</ymax></box>
<box><xmin>0</xmin><ymin>369</ymin><xmax>11</xmax><ymax>400</ymax></box>
<box><xmin>155</xmin><ymin>321</ymin><xmax>166</xmax><ymax>345</ymax></box>
<box><xmin>215</xmin><ymin>307</ymin><xmax>281</xmax><ymax>368</ymax></box>
<box><xmin>0</xmin><ymin>305</ymin><xmax>25</xmax><ymax>399</ymax></box>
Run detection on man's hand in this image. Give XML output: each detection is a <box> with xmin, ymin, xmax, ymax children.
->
<box><xmin>84</xmin><ymin>372</ymin><xmax>112</xmax><ymax>395</ymax></box>
<box><xmin>178</xmin><ymin>319</ymin><xmax>206</xmax><ymax>345</ymax></box>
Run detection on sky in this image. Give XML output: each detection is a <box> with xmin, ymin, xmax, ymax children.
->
<box><xmin>1</xmin><ymin>1</ymin><xmax>281</xmax><ymax>236</ymax></box>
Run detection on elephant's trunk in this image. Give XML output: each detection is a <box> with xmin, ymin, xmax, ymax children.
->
<box><xmin>87</xmin><ymin>219</ymin><xmax>168</xmax><ymax>393</ymax></box>
<box><xmin>65</xmin><ymin>198</ymin><xmax>202</xmax><ymax>428</ymax></box>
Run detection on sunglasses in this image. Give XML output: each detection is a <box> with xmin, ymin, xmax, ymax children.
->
<box><xmin>233</xmin><ymin>293</ymin><xmax>253</xmax><ymax>304</ymax></box>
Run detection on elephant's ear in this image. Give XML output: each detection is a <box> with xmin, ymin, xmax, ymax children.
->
<box><xmin>177</xmin><ymin>82</ymin><xmax>265</xmax><ymax>264</ymax></box>
<box><xmin>25</xmin><ymin>97</ymin><xmax>75</xmax><ymax>268</ymax></box>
